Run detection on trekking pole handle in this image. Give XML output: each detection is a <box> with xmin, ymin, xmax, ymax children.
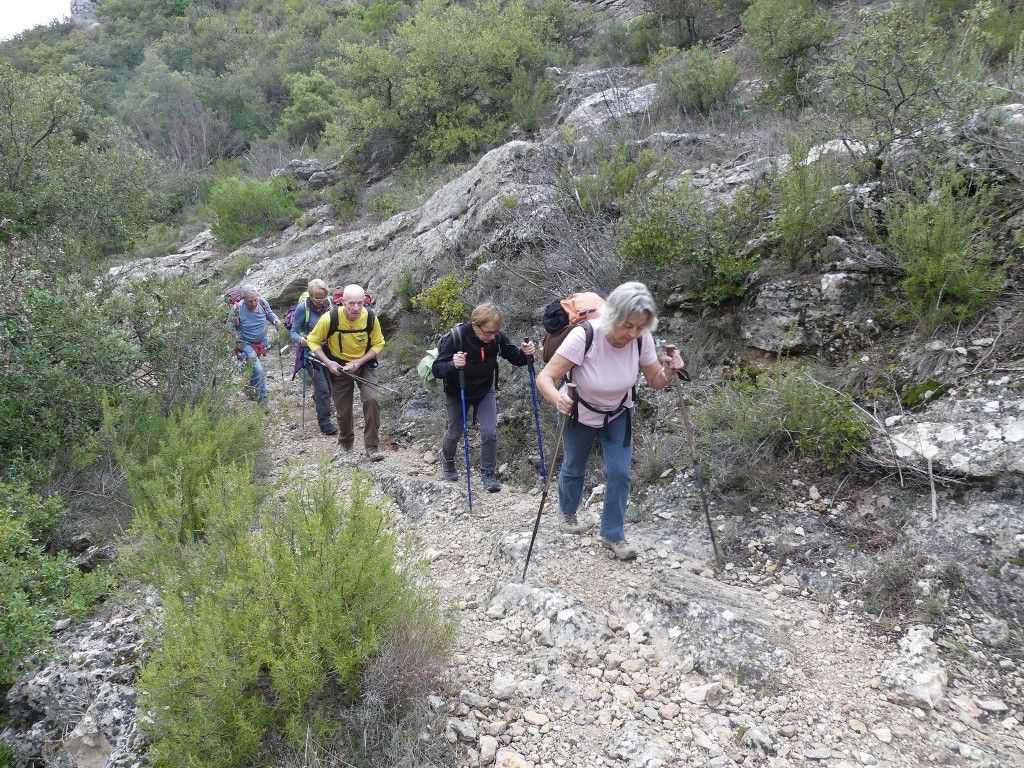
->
<box><xmin>664</xmin><ymin>344</ymin><xmax>691</xmax><ymax>382</ymax></box>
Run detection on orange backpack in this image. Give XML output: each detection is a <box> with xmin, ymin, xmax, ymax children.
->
<box><xmin>540</xmin><ymin>292</ymin><xmax>605</xmax><ymax>362</ymax></box>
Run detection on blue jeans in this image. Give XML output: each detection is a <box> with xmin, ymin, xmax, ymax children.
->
<box><xmin>239</xmin><ymin>342</ymin><xmax>268</xmax><ymax>403</ymax></box>
<box><xmin>558</xmin><ymin>410</ymin><xmax>633</xmax><ymax>542</ymax></box>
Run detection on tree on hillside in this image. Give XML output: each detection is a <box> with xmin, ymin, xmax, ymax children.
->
<box><xmin>0</xmin><ymin>63</ymin><xmax>163</xmax><ymax>259</ymax></box>
<box><xmin>821</xmin><ymin>3</ymin><xmax>979</xmax><ymax>174</ymax></box>
<box><xmin>325</xmin><ymin>0</ymin><xmax>564</xmax><ymax>164</ymax></box>
<box><xmin>741</xmin><ymin>0</ymin><xmax>836</xmax><ymax>105</ymax></box>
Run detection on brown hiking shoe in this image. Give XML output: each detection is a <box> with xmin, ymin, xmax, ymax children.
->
<box><xmin>366</xmin><ymin>447</ymin><xmax>384</xmax><ymax>462</ymax></box>
<box><xmin>601</xmin><ymin>537</ymin><xmax>637</xmax><ymax>561</ymax></box>
<box><xmin>558</xmin><ymin>511</ymin><xmax>585</xmax><ymax>534</ymax></box>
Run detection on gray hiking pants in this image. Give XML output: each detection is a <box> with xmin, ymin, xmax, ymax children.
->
<box><xmin>442</xmin><ymin>390</ymin><xmax>497</xmax><ymax>475</ymax></box>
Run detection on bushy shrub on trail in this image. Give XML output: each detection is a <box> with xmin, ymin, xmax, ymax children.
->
<box><xmin>121</xmin><ymin>411</ymin><xmax>452</xmax><ymax>767</ymax></box>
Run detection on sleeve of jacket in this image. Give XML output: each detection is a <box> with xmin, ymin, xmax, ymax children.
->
<box><xmin>305</xmin><ymin>312</ymin><xmax>331</xmax><ymax>353</ymax></box>
<box><xmin>288</xmin><ymin>301</ymin><xmax>305</xmax><ymax>344</ymax></box>
<box><xmin>369</xmin><ymin>312</ymin><xmax>386</xmax><ymax>355</ymax></box>
<box><xmin>431</xmin><ymin>329</ymin><xmax>458</xmax><ymax>383</ymax></box>
<box><xmin>497</xmin><ymin>332</ymin><xmax>528</xmax><ymax>366</ymax></box>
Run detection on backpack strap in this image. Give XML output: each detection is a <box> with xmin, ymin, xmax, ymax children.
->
<box><xmin>232</xmin><ymin>296</ymin><xmax>272</xmax><ymax>327</ymax></box>
<box><xmin>327</xmin><ymin>306</ymin><xmax>377</xmax><ymax>357</ymax></box>
<box><xmin>564</xmin><ymin>321</ymin><xmax>640</xmax><ymax>447</ymax></box>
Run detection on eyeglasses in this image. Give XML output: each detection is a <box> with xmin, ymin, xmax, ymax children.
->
<box><xmin>474</xmin><ymin>324</ymin><xmax>499</xmax><ymax>337</ymax></box>
<box><xmin>310</xmin><ymin>296</ymin><xmax>330</xmax><ymax>306</ymax></box>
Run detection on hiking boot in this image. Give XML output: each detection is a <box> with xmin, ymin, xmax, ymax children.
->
<box><xmin>558</xmin><ymin>511</ymin><xmax>585</xmax><ymax>534</ymax></box>
<box><xmin>366</xmin><ymin>447</ymin><xmax>384</xmax><ymax>462</ymax></box>
<box><xmin>482</xmin><ymin>472</ymin><xmax>501</xmax><ymax>493</ymax></box>
<box><xmin>320</xmin><ymin>422</ymin><xmax>338</xmax><ymax>436</ymax></box>
<box><xmin>601</xmin><ymin>537</ymin><xmax>638</xmax><ymax>561</ymax></box>
<box><xmin>339</xmin><ymin>440</ymin><xmax>353</xmax><ymax>452</ymax></box>
<box><xmin>438</xmin><ymin>450</ymin><xmax>458</xmax><ymax>481</ymax></box>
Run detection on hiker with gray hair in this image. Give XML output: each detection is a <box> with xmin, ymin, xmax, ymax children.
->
<box><xmin>535</xmin><ymin>281</ymin><xmax>685</xmax><ymax>561</ymax></box>
<box><xmin>227</xmin><ymin>284</ymin><xmax>282</xmax><ymax>404</ymax></box>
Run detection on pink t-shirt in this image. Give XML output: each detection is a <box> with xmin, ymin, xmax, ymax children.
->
<box><xmin>557</xmin><ymin>322</ymin><xmax>658</xmax><ymax>428</ymax></box>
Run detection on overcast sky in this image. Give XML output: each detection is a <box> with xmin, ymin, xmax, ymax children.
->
<box><xmin>0</xmin><ymin>0</ymin><xmax>73</xmax><ymax>42</ymax></box>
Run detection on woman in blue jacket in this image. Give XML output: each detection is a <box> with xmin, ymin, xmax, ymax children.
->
<box><xmin>431</xmin><ymin>303</ymin><xmax>535</xmax><ymax>492</ymax></box>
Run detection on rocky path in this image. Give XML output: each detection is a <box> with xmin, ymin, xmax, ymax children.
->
<box><xmin>5</xmin><ymin>368</ymin><xmax>1022</xmax><ymax>768</ymax></box>
<box><xmin>276</xmin><ymin>375</ymin><xmax>1024</xmax><ymax>768</ymax></box>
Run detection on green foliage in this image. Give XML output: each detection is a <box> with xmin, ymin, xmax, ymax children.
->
<box><xmin>771</xmin><ymin>136</ymin><xmax>850</xmax><ymax>265</ymax></box>
<box><xmin>823</xmin><ymin>5</ymin><xmax>978</xmax><ymax>173</ymax></box>
<box><xmin>131</xmin><ymin>223</ymin><xmax>181</xmax><ymax>260</ymax></box>
<box><xmin>559</xmin><ymin>144</ymin><xmax>658</xmax><ymax>215</ymax></box>
<box><xmin>327</xmin><ymin>0</ymin><xmax>564</xmax><ymax>164</ymax></box>
<box><xmin>741</xmin><ymin>0</ymin><xmax>835</xmax><ymax>105</ymax></box>
<box><xmin>0</xmin><ymin>63</ymin><xmax>165</xmax><ymax>260</ymax></box>
<box><xmin>412</xmin><ymin>272</ymin><xmax>471</xmax><ymax>330</ymax></box>
<box><xmin>617</xmin><ymin>179</ymin><xmax>767</xmax><ymax>304</ymax></box>
<box><xmin>115</xmin><ymin>400</ymin><xmax>265</xmax><ymax>552</ymax></box>
<box><xmin>883</xmin><ymin>168</ymin><xmax>1002</xmax><ymax>332</ymax></box>
<box><xmin>393</xmin><ymin>267</ymin><xmax>419</xmax><ymax>311</ymax></box>
<box><xmin>653</xmin><ymin>0</ymin><xmax>726</xmax><ymax>48</ymax></box>
<box><xmin>496</xmin><ymin>67</ymin><xmax>554</xmax><ymax>134</ymax></box>
<box><xmin>948</xmin><ymin>0</ymin><xmax>1024</xmax><ymax>63</ymax></box>
<box><xmin>1</xmin><ymin>482</ymin><xmax>111</xmax><ymax>684</ymax></box>
<box><xmin>207</xmin><ymin>175</ymin><xmax>301</xmax><ymax>249</ymax></box>
<box><xmin>0</xmin><ymin>261</ymin><xmax>141</xmax><ymax>485</ymax></box>
<box><xmin>697</xmin><ymin>366</ymin><xmax>871</xmax><ymax>500</ymax></box>
<box><xmin>655</xmin><ymin>41</ymin><xmax>740</xmax><ymax>115</ymax></box>
<box><xmin>106</xmin><ymin>273</ymin><xmax>239</xmax><ymax>414</ymax></box>
<box><xmin>601</xmin><ymin>13</ymin><xmax>663</xmax><ymax>66</ymax></box>
<box><xmin>135</xmin><ymin>454</ymin><xmax>451</xmax><ymax>767</ymax></box>
<box><xmin>280</xmin><ymin>71</ymin><xmax>342</xmax><ymax>147</ymax></box>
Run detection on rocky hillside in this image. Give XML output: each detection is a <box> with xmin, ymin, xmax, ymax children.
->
<box><xmin>5</xmin><ymin>6</ymin><xmax>1024</xmax><ymax>765</ymax></box>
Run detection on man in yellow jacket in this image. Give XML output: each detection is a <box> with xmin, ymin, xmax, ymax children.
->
<box><xmin>306</xmin><ymin>284</ymin><xmax>386</xmax><ymax>460</ymax></box>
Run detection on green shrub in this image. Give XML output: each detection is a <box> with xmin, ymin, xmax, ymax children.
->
<box><xmin>823</xmin><ymin>5</ymin><xmax>977</xmax><ymax>173</ymax></box>
<box><xmin>327</xmin><ymin>0</ymin><xmax>564</xmax><ymax>164</ymax></box>
<box><xmin>656</xmin><ymin>42</ymin><xmax>740</xmax><ymax>115</ymax></box>
<box><xmin>412</xmin><ymin>271</ymin><xmax>471</xmax><ymax>330</ymax></box>
<box><xmin>138</xmin><ymin>464</ymin><xmax>451</xmax><ymax>767</ymax></box>
<box><xmin>954</xmin><ymin>0</ymin><xmax>1024</xmax><ymax>63</ymax></box>
<box><xmin>131</xmin><ymin>222</ymin><xmax>181</xmax><ymax>259</ymax></box>
<box><xmin>883</xmin><ymin>168</ymin><xmax>1002</xmax><ymax>332</ymax></box>
<box><xmin>696</xmin><ymin>366</ymin><xmax>871</xmax><ymax>500</ymax></box>
<box><xmin>601</xmin><ymin>13</ymin><xmax>663</xmax><ymax>65</ymax></box>
<box><xmin>207</xmin><ymin>175</ymin><xmax>301</xmax><ymax>250</ymax></box>
<box><xmin>559</xmin><ymin>144</ymin><xmax>658</xmax><ymax>216</ymax></box>
<box><xmin>772</xmin><ymin>136</ymin><xmax>849</xmax><ymax>265</ymax></box>
<box><xmin>393</xmin><ymin>266</ymin><xmax>419</xmax><ymax>311</ymax></box>
<box><xmin>1</xmin><ymin>482</ymin><xmax>111</xmax><ymax>684</ymax></box>
<box><xmin>0</xmin><ymin>266</ymin><xmax>140</xmax><ymax>485</ymax></box>
<box><xmin>741</xmin><ymin>0</ymin><xmax>835</xmax><ymax>105</ymax></box>
<box><xmin>116</xmin><ymin>400</ymin><xmax>265</xmax><ymax>554</ymax></box>
<box><xmin>617</xmin><ymin>178</ymin><xmax>767</xmax><ymax>304</ymax></box>
<box><xmin>107</xmin><ymin>273</ymin><xmax>238</xmax><ymax>414</ymax></box>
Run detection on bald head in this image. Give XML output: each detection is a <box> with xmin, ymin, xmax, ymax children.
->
<box><xmin>342</xmin><ymin>284</ymin><xmax>366</xmax><ymax>320</ymax></box>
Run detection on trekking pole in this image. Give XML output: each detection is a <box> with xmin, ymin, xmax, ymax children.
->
<box><xmin>664</xmin><ymin>344</ymin><xmax>721</xmax><ymax>566</ymax></box>
<box><xmin>524</xmin><ymin>337</ymin><xmax>547</xmax><ymax>483</ymax></box>
<box><xmin>522</xmin><ymin>383</ymin><xmax>575</xmax><ymax>580</ymax></box>
<box><xmin>337</xmin><ymin>367</ymin><xmax>403</xmax><ymax>395</ymax></box>
<box><xmin>300</xmin><ymin>353</ymin><xmax>308</xmax><ymax>431</ymax></box>
<box><xmin>277</xmin><ymin>329</ymin><xmax>287</xmax><ymax>396</ymax></box>
<box><xmin>459</xmin><ymin>367</ymin><xmax>473</xmax><ymax>514</ymax></box>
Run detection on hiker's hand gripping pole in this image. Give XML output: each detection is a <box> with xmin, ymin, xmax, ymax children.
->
<box><xmin>665</xmin><ymin>344</ymin><xmax>722</xmax><ymax>566</ymax></box>
<box><xmin>524</xmin><ymin>337</ymin><xmax>547</xmax><ymax>483</ymax></box>
<box><xmin>522</xmin><ymin>383</ymin><xmax>575</xmax><ymax>580</ymax></box>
